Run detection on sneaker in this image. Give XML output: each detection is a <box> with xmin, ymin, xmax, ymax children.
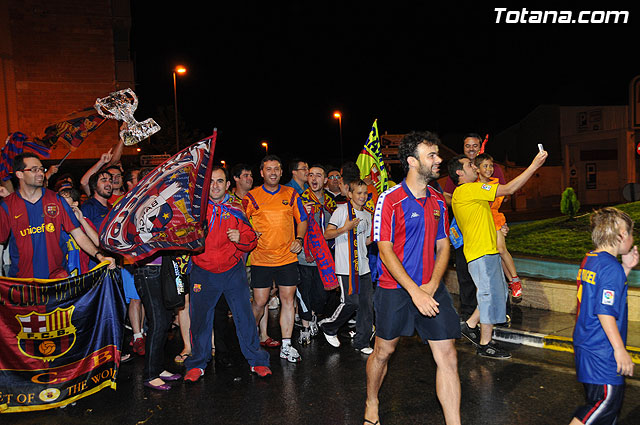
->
<box><xmin>268</xmin><ymin>296</ymin><xmax>280</xmax><ymax>310</ymax></box>
<box><xmin>298</xmin><ymin>328</ymin><xmax>311</xmax><ymax>345</ymax></box>
<box><xmin>321</xmin><ymin>324</ymin><xmax>340</xmax><ymax>348</ymax></box>
<box><xmin>250</xmin><ymin>366</ymin><xmax>273</xmax><ymax>377</ymax></box>
<box><xmin>184</xmin><ymin>368</ymin><xmax>204</xmax><ymax>382</ymax></box>
<box><xmin>359</xmin><ymin>347</ymin><xmax>374</xmax><ymax>355</ymax></box>
<box><xmin>460</xmin><ymin>322</ymin><xmax>481</xmax><ymax>347</ymax></box>
<box><xmin>309</xmin><ymin>314</ymin><xmax>319</xmax><ymax>337</ymax></box>
<box><xmin>280</xmin><ymin>344</ymin><xmax>302</xmax><ymax>363</ymax></box>
<box><xmin>348</xmin><ymin>330</ymin><xmax>356</xmax><ymax>339</ymax></box>
<box><xmin>496</xmin><ymin>314</ymin><xmax>511</xmax><ymax>328</ymax></box>
<box><xmin>510</xmin><ymin>278</ymin><xmax>523</xmax><ymax>303</ymax></box>
<box><xmin>294</xmin><ymin>314</ymin><xmax>302</xmax><ymax>329</ymax></box>
<box><xmin>347</xmin><ymin>318</ymin><xmax>356</xmax><ymax>327</ymax></box>
<box><xmin>133</xmin><ymin>337</ymin><xmax>145</xmax><ymax>356</ymax></box>
<box><xmin>477</xmin><ymin>341</ymin><xmax>511</xmax><ymax>359</ymax></box>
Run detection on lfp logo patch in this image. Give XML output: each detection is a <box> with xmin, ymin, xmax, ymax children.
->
<box><xmin>481</xmin><ymin>184</ymin><xmax>492</xmax><ymax>191</ymax></box>
<box><xmin>602</xmin><ymin>290</ymin><xmax>615</xmax><ymax>306</ymax></box>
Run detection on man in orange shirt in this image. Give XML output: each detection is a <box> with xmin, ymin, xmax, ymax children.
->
<box><xmin>243</xmin><ymin>155</ymin><xmax>308</xmax><ymax>363</ymax></box>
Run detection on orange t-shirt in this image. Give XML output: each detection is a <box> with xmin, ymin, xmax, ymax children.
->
<box><xmin>484</xmin><ymin>177</ymin><xmax>506</xmax><ymax>230</ymax></box>
<box><xmin>243</xmin><ymin>185</ymin><xmax>307</xmax><ymax>267</ymax></box>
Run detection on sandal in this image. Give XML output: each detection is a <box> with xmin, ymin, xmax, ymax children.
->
<box><xmin>259</xmin><ymin>337</ymin><xmax>281</xmax><ymax>348</ymax></box>
<box><xmin>174</xmin><ymin>352</ymin><xmax>191</xmax><ymax>364</ymax></box>
<box><xmin>363</xmin><ymin>420</ymin><xmax>379</xmax><ymax>425</ymax></box>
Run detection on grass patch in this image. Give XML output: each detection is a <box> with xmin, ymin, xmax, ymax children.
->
<box><xmin>507</xmin><ymin>202</ymin><xmax>640</xmax><ymax>263</ymax></box>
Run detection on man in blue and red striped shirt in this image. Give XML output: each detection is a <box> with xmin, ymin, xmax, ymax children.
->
<box><xmin>365</xmin><ymin>131</ymin><xmax>461</xmax><ymax>425</ymax></box>
<box><xmin>0</xmin><ymin>153</ymin><xmax>115</xmax><ymax>279</ymax></box>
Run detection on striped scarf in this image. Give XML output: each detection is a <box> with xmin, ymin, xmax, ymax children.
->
<box><xmin>346</xmin><ymin>201</ymin><xmax>360</xmax><ymax>295</ymax></box>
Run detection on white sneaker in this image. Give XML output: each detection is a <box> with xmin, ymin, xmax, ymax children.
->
<box><xmin>280</xmin><ymin>344</ymin><xmax>302</xmax><ymax>363</ymax></box>
<box><xmin>348</xmin><ymin>330</ymin><xmax>356</xmax><ymax>339</ymax></box>
<box><xmin>298</xmin><ymin>328</ymin><xmax>311</xmax><ymax>345</ymax></box>
<box><xmin>359</xmin><ymin>347</ymin><xmax>373</xmax><ymax>355</ymax></box>
<box><xmin>322</xmin><ymin>331</ymin><xmax>341</xmax><ymax>348</ymax></box>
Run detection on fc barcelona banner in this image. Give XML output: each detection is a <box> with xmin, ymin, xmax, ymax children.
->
<box><xmin>0</xmin><ymin>263</ymin><xmax>125</xmax><ymax>413</ymax></box>
<box><xmin>100</xmin><ymin>133</ymin><xmax>216</xmax><ymax>262</ymax></box>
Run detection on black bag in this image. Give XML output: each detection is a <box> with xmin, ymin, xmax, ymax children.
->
<box><xmin>160</xmin><ymin>256</ymin><xmax>187</xmax><ymax>309</ymax></box>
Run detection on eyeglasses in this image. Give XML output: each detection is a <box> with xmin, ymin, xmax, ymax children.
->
<box><xmin>328</xmin><ymin>175</ymin><xmax>341</xmax><ymax>180</ymax></box>
<box><xmin>293</xmin><ymin>167</ymin><xmax>309</xmax><ymax>171</ymax></box>
<box><xmin>22</xmin><ymin>167</ymin><xmax>45</xmax><ymax>174</ymax></box>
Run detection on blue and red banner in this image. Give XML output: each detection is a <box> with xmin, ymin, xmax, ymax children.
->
<box><xmin>100</xmin><ymin>133</ymin><xmax>216</xmax><ymax>262</ymax></box>
<box><xmin>0</xmin><ymin>263</ymin><xmax>125</xmax><ymax>413</ymax></box>
<box><xmin>0</xmin><ymin>132</ymin><xmax>52</xmax><ymax>182</ymax></box>
<box><xmin>41</xmin><ymin>107</ymin><xmax>107</xmax><ymax>150</ymax></box>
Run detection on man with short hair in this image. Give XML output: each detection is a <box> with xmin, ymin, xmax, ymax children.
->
<box><xmin>184</xmin><ymin>166</ymin><xmax>271</xmax><ymax>381</ymax></box>
<box><xmin>82</xmin><ymin>169</ymin><xmax>113</xmax><ymax>230</ymax></box>
<box><xmin>0</xmin><ymin>153</ymin><xmax>115</xmax><ymax>279</ymax></box>
<box><xmin>297</xmin><ymin>164</ymin><xmax>336</xmax><ymax>344</ymax></box>
<box><xmin>449</xmin><ymin>148</ymin><xmax>547</xmax><ymax>359</ymax></box>
<box><xmin>285</xmin><ymin>158</ymin><xmax>309</xmax><ymax>195</ymax></box>
<box><xmin>124</xmin><ymin>168</ymin><xmax>141</xmax><ymax>192</ymax></box>
<box><xmin>325</xmin><ymin>168</ymin><xmax>344</xmax><ymax>202</ymax></box>
<box><xmin>243</xmin><ymin>155</ymin><xmax>308</xmax><ymax>362</ymax></box>
<box><xmin>443</xmin><ymin>133</ymin><xmax>507</xmax><ymax>321</ymax></box>
<box><xmin>105</xmin><ymin>165</ymin><xmax>125</xmax><ymax>204</ymax></box>
<box><xmin>365</xmin><ymin>132</ymin><xmax>461</xmax><ymax>425</ymax></box>
<box><xmin>230</xmin><ymin>164</ymin><xmax>253</xmax><ymax>203</ymax></box>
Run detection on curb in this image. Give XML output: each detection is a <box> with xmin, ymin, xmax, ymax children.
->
<box><xmin>493</xmin><ymin>327</ymin><xmax>640</xmax><ymax>364</ymax></box>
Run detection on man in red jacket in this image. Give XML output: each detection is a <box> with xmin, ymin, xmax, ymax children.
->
<box><xmin>184</xmin><ymin>166</ymin><xmax>271</xmax><ymax>381</ymax></box>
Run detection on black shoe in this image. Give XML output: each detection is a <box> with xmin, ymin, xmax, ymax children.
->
<box><xmin>495</xmin><ymin>314</ymin><xmax>511</xmax><ymax>328</ymax></box>
<box><xmin>215</xmin><ymin>353</ymin><xmax>234</xmax><ymax>368</ymax></box>
<box><xmin>460</xmin><ymin>322</ymin><xmax>481</xmax><ymax>347</ymax></box>
<box><xmin>477</xmin><ymin>341</ymin><xmax>511</xmax><ymax>359</ymax></box>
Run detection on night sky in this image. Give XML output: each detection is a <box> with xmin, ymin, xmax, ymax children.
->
<box><xmin>130</xmin><ymin>2</ymin><xmax>638</xmax><ymax>169</ymax></box>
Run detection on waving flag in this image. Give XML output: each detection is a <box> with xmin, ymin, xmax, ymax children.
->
<box><xmin>100</xmin><ymin>133</ymin><xmax>216</xmax><ymax>262</ymax></box>
<box><xmin>0</xmin><ymin>132</ymin><xmax>51</xmax><ymax>181</ymax></box>
<box><xmin>356</xmin><ymin>119</ymin><xmax>388</xmax><ymax>193</ymax></box>
<box><xmin>0</xmin><ymin>263</ymin><xmax>125</xmax><ymax>413</ymax></box>
<box><xmin>41</xmin><ymin>107</ymin><xmax>107</xmax><ymax>150</ymax></box>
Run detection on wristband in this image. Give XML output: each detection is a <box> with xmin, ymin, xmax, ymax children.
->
<box><xmin>295</xmin><ymin>237</ymin><xmax>303</xmax><ymax>243</ymax></box>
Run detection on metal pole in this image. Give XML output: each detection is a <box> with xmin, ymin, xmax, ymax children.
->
<box><xmin>173</xmin><ymin>71</ymin><xmax>179</xmax><ymax>153</ymax></box>
<box><xmin>338</xmin><ymin>116</ymin><xmax>343</xmax><ymax>165</ymax></box>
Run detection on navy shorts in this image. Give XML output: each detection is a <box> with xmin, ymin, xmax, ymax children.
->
<box><xmin>573</xmin><ymin>383</ymin><xmax>624</xmax><ymax>425</ymax></box>
<box><xmin>251</xmin><ymin>262</ymin><xmax>300</xmax><ymax>288</ymax></box>
<box><xmin>374</xmin><ymin>282</ymin><xmax>461</xmax><ymax>342</ymax></box>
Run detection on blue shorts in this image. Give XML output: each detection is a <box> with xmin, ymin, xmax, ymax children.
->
<box><xmin>374</xmin><ymin>282</ymin><xmax>461</xmax><ymax>342</ymax></box>
<box><xmin>468</xmin><ymin>254</ymin><xmax>508</xmax><ymax>324</ymax></box>
<box><xmin>573</xmin><ymin>383</ymin><xmax>624</xmax><ymax>425</ymax></box>
<box><xmin>122</xmin><ymin>268</ymin><xmax>140</xmax><ymax>303</ymax></box>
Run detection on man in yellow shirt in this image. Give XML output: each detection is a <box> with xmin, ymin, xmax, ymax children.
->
<box><xmin>243</xmin><ymin>155</ymin><xmax>308</xmax><ymax>363</ymax></box>
<box><xmin>449</xmin><ymin>149</ymin><xmax>547</xmax><ymax>359</ymax></box>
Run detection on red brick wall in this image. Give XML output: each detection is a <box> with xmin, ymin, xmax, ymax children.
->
<box><xmin>1</xmin><ymin>0</ymin><xmax>136</xmax><ymax>160</ymax></box>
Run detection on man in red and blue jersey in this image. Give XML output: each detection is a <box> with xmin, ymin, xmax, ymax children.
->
<box><xmin>365</xmin><ymin>131</ymin><xmax>461</xmax><ymax>425</ymax></box>
<box><xmin>0</xmin><ymin>153</ymin><xmax>115</xmax><ymax>279</ymax></box>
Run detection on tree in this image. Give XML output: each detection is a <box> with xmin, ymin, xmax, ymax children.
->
<box><xmin>560</xmin><ymin>187</ymin><xmax>580</xmax><ymax>219</ymax></box>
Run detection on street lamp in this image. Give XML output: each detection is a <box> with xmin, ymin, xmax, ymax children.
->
<box><xmin>333</xmin><ymin>111</ymin><xmax>343</xmax><ymax>165</ymax></box>
<box><xmin>173</xmin><ymin>65</ymin><xmax>187</xmax><ymax>153</ymax></box>
<box><xmin>221</xmin><ymin>160</ymin><xmax>226</xmax><ymax>168</ymax></box>
<box><xmin>261</xmin><ymin>141</ymin><xmax>269</xmax><ymax>155</ymax></box>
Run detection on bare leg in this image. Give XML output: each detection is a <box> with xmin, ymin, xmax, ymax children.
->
<box><xmin>278</xmin><ymin>285</ymin><xmax>297</xmax><ymax>339</ymax></box>
<box><xmin>129</xmin><ymin>298</ymin><xmax>143</xmax><ymax>336</ymax></box>
<box><xmin>569</xmin><ymin>418</ymin><xmax>583</xmax><ymax>425</ymax></box>
<box><xmin>364</xmin><ymin>336</ymin><xmax>400</xmax><ymax>425</ymax></box>
<box><xmin>428</xmin><ymin>339</ymin><xmax>461</xmax><ymax>425</ymax></box>
<box><xmin>479</xmin><ymin>323</ymin><xmax>493</xmax><ymax>345</ymax></box>
<box><xmin>252</xmin><ymin>287</ymin><xmax>270</xmax><ymax>341</ymax></box>
<box><xmin>496</xmin><ymin>230</ymin><xmax>517</xmax><ymax>279</ymax></box>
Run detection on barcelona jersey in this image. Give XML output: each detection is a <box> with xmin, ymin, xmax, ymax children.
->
<box><xmin>243</xmin><ymin>185</ymin><xmax>307</xmax><ymax>267</ymax></box>
<box><xmin>373</xmin><ymin>180</ymin><xmax>448</xmax><ymax>289</ymax></box>
<box><xmin>0</xmin><ymin>189</ymin><xmax>80</xmax><ymax>279</ymax></box>
<box><xmin>573</xmin><ymin>251</ymin><xmax>628</xmax><ymax>385</ymax></box>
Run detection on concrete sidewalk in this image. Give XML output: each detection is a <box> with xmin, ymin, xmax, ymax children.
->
<box><xmin>494</xmin><ymin>304</ymin><xmax>640</xmax><ymax>363</ymax></box>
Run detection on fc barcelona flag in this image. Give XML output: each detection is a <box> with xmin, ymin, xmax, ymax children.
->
<box><xmin>0</xmin><ymin>132</ymin><xmax>52</xmax><ymax>182</ymax></box>
<box><xmin>356</xmin><ymin>119</ymin><xmax>389</xmax><ymax>194</ymax></box>
<box><xmin>100</xmin><ymin>133</ymin><xmax>216</xmax><ymax>262</ymax></box>
<box><xmin>41</xmin><ymin>107</ymin><xmax>107</xmax><ymax>150</ymax></box>
<box><xmin>0</xmin><ymin>263</ymin><xmax>125</xmax><ymax>413</ymax></box>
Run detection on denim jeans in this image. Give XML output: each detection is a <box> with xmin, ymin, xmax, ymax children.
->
<box><xmin>133</xmin><ymin>265</ymin><xmax>173</xmax><ymax>381</ymax></box>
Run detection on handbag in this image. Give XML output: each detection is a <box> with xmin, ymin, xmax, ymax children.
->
<box><xmin>160</xmin><ymin>256</ymin><xmax>187</xmax><ymax>309</ymax></box>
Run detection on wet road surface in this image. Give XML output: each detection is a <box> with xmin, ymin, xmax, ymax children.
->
<box><xmin>9</xmin><ymin>312</ymin><xmax>640</xmax><ymax>424</ymax></box>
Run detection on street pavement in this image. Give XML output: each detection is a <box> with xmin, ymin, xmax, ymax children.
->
<box><xmin>8</xmin><ymin>305</ymin><xmax>640</xmax><ymax>424</ymax></box>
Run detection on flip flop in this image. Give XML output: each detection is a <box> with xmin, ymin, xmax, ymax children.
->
<box><xmin>174</xmin><ymin>352</ymin><xmax>191</xmax><ymax>364</ymax></box>
<box><xmin>363</xmin><ymin>420</ymin><xmax>379</xmax><ymax>425</ymax></box>
<box><xmin>259</xmin><ymin>337</ymin><xmax>281</xmax><ymax>348</ymax></box>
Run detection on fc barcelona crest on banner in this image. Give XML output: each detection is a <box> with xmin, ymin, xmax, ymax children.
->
<box><xmin>16</xmin><ymin>307</ymin><xmax>76</xmax><ymax>362</ymax></box>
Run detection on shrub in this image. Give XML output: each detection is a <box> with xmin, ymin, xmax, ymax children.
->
<box><xmin>561</xmin><ymin>187</ymin><xmax>580</xmax><ymax>219</ymax></box>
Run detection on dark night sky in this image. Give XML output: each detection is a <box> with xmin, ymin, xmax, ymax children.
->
<box><xmin>129</xmin><ymin>1</ymin><xmax>639</xmax><ymax>169</ymax></box>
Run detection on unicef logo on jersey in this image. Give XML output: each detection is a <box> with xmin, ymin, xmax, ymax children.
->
<box><xmin>20</xmin><ymin>223</ymin><xmax>56</xmax><ymax>237</ymax></box>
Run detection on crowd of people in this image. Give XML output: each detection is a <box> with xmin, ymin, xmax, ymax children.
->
<box><xmin>0</xmin><ymin>130</ymin><xmax>635</xmax><ymax>425</ymax></box>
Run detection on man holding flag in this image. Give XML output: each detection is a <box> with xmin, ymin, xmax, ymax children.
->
<box><xmin>356</xmin><ymin>119</ymin><xmax>389</xmax><ymax>195</ymax></box>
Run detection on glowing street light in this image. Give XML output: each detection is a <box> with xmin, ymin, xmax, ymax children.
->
<box><xmin>173</xmin><ymin>65</ymin><xmax>187</xmax><ymax>153</ymax></box>
<box><xmin>261</xmin><ymin>141</ymin><xmax>269</xmax><ymax>155</ymax></box>
<box><xmin>221</xmin><ymin>160</ymin><xmax>226</xmax><ymax>168</ymax></box>
<box><xmin>333</xmin><ymin>111</ymin><xmax>343</xmax><ymax>165</ymax></box>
